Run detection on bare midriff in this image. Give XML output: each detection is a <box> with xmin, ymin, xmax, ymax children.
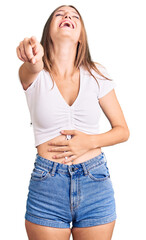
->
<box><xmin>36</xmin><ymin>134</ymin><xmax>101</xmax><ymax>166</ymax></box>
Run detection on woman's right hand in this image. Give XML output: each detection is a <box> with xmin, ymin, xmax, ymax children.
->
<box><xmin>16</xmin><ymin>36</ymin><xmax>44</xmax><ymax>64</ymax></box>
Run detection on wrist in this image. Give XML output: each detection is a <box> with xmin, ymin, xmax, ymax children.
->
<box><xmin>89</xmin><ymin>134</ymin><xmax>99</xmax><ymax>149</ymax></box>
<box><xmin>25</xmin><ymin>59</ymin><xmax>44</xmax><ymax>73</ymax></box>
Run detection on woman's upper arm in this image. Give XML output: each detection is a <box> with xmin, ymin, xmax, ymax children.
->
<box><xmin>19</xmin><ymin>65</ymin><xmax>41</xmax><ymax>91</ymax></box>
<box><xmin>99</xmin><ymin>89</ymin><xmax>129</xmax><ymax>130</ymax></box>
<box><xmin>18</xmin><ymin>66</ymin><xmax>43</xmax><ymax>94</ymax></box>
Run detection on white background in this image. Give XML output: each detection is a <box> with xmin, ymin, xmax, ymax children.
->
<box><xmin>0</xmin><ymin>0</ymin><xmax>146</xmax><ymax>239</ymax></box>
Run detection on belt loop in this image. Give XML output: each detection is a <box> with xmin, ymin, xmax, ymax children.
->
<box><xmin>103</xmin><ymin>153</ymin><xmax>107</xmax><ymax>163</ymax></box>
<box><xmin>50</xmin><ymin>162</ymin><xmax>58</xmax><ymax>176</ymax></box>
<box><xmin>81</xmin><ymin>163</ymin><xmax>88</xmax><ymax>176</ymax></box>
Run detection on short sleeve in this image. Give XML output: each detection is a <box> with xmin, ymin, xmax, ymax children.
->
<box><xmin>97</xmin><ymin>66</ymin><xmax>116</xmax><ymax>99</ymax></box>
<box><xmin>18</xmin><ymin>69</ymin><xmax>43</xmax><ymax>95</ymax></box>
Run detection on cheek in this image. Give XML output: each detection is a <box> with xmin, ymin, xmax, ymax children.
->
<box><xmin>50</xmin><ymin>22</ymin><xmax>58</xmax><ymax>38</ymax></box>
<box><xmin>50</xmin><ymin>17</ymin><xmax>59</xmax><ymax>29</ymax></box>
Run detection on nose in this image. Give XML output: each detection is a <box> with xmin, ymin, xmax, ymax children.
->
<box><xmin>64</xmin><ymin>12</ymin><xmax>71</xmax><ymax>20</ymax></box>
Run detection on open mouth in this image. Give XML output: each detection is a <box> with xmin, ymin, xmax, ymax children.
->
<box><xmin>59</xmin><ymin>21</ymin><xmax>74</xmax><ymax>29</ymax></box>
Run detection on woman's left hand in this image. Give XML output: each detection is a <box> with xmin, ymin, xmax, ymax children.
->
<box><xmin>47</xmin><ymin>130</ymin><xmax>94</xmax><ymax>164</ymax></box>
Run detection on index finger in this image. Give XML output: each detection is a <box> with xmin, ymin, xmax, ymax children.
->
<box><xmin>29</xmin><ymin>36</ymin><xmax>37</xmax><ymax>48</ymax></box>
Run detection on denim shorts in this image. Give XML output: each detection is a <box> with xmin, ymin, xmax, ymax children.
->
<box><xmin>25</xmin><ymin>152</ymin><xmax>117</xmax><ymax>228</ymax></box>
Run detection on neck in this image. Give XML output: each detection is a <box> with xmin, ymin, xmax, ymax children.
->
<box><xmin>51</xmin><ymin>40</ymin><xmax>78</xmax><ymax>78</ymax></box>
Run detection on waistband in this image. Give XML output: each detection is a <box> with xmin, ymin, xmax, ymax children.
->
<box><xmin>35</xmin><ymin>152</ymin><xmax>107</xmax><ymax>176</ymax></box>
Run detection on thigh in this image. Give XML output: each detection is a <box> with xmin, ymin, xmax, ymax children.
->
<box><xmin>25</xmin><ymin>220</ymin><xmax>71</xmax><ymax>240</ymax></box>
<box><xmin>71</xmin><ymin>220</ymin><xmax>116</xmax><ymax>240</ymax></box>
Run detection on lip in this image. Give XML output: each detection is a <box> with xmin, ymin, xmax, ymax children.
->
<box><xmin>59</xmin><ymin>20</ymin><xmax>75</xmax><ymax>29</ymax></box>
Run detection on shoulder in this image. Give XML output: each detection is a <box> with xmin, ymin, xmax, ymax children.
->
<box><xmin>82</xmin><ymin>62</ymin><xmax>116</xmax><ymax>99</ymax></box>
<box><xmin>91</xmin><ymin>62</ymin><xmax>111</xmax><ymax>80</ymax></box>
<box><xmin>81</xmin><ymin>62</ymin><xmax>109</xmax><ymax>79</ymax></box>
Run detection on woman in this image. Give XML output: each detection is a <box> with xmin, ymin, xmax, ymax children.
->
<box><xmin>16</xmin><ymin>4</ymin><xmax>129</xmax><ymax>240</ymax></box>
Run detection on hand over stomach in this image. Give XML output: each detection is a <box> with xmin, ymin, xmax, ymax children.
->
<box><xmin>37</xmin><ymin>131</ymin><xmax>101</xmax><ymax>165</ymax></box>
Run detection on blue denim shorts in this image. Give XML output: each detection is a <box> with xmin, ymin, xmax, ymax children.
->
<box><xmin>25</xmin><ymin>152</ymin><xmax>117</xmax><ymax>228</ymax></box>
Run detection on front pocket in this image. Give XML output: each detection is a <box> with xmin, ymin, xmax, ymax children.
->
<box><xmin>31</xmin><ymin>163</ymin><xmax>51</xmax><ymax>181</ymax></box>
<box><xmin>88</xmin><ymin>162</ymin><xmax>110</xmax><ymax>182</ymax></box>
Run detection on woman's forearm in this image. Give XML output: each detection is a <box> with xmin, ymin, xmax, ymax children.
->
<box><xmin>90</xmin><ymin>126</ymin><xmax>130</xmax><ymax>149</ymax></box>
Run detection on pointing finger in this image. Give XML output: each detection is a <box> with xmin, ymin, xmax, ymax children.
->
<box><xmin>29</xmin><ymin>36</ymin><xmax>37</xmax><ymax>48</ymax></box>
<box><xmin>23</xmin><ymin>37</ymin><xmax>37</xmax><ymax>62</ymax></box>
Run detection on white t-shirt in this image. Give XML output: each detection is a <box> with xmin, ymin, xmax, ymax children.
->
<box><xmin>20</xmin><ymin>63</ymin><xmax>116</xmax><ymax>147</ymax></box>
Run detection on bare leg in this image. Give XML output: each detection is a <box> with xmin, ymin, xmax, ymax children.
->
<box><xmin>71</xmin><ymin>220</ymin><xmax>116</xmax><ymax>240</ymax></box>
<box><xmin>25</xmin><ymin>220</ymin><xmax>71</xmax><ymax>240</ymax></box>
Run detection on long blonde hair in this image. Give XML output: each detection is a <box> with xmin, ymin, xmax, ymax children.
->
<box><xmin>40</xmin><ymin>5</ymin><xmax>112</xmax><ymax>88</ymax></box>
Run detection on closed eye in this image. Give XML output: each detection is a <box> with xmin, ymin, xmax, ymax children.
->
<box><xmin>55</xmin><ymin>14</ymin><xmax>63</xmax><ymax>17</ymax></box>
<box><xmin>73</xmin><ymin>16</ymin><xmax>80</xmax><ymax>19</ymax></box>
<box><xmin>55</xmin><ymin>14</ymin><xmax>80</xmax><ymax>19</ymax></box>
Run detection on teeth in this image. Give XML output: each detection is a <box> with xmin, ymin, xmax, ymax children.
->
<box><xmin>60</xmin><ymin>21</ymin><xmax>73</xmax><ymax>29</ymax></box>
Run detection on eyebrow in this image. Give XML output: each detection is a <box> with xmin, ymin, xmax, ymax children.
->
<box><xmin>55</xmin><ymin>9</ymin><xmax>79</xmax><ymax>16</ymax></box>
